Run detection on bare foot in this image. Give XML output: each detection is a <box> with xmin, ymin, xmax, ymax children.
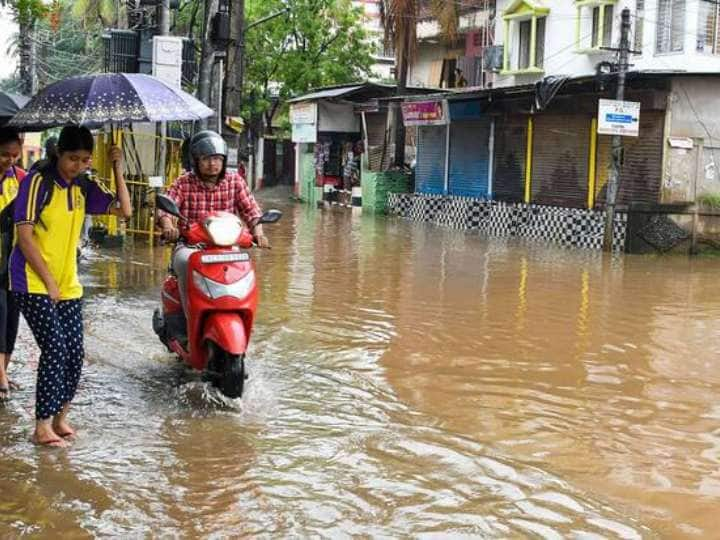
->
<box><xmin>32</xmin><ymin>431</ymin><xmax>69</xmax><ymax>448</ymax></box>
<box><xmin>0</xmin><ymin>371</ymin><xmax>9</xmax><ymax>401</ymax></box>
<box><xmin>53</xmin><ymin>419</ymin><xmax>77</xmax><ymax>441</ymax></box>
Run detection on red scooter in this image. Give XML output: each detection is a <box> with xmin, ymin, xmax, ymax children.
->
<box><xmin>152</xmin><ymin>194</ymin><xmax>281</xmax><ymax>398</ymax></box>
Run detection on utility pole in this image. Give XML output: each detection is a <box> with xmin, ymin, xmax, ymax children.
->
<box><xmin>198</xmin><ymin>0</ymin><xmax>219</xmax><ymax>124</ymax></box>
<box><xmin>223</xmin><ymin>0</ymin><xmax>246</xmax><ymax>177</ymax></box>
<box><xmin>393</xmin><ymin>31</ymin><xmax>409</xmax><ymax>168</ymax></box>
<box><xmin>157</xmin><ymin>0</ymin><xmax>171</xmax><ymax>178</ymax></box>
<box><xmin>602</xmin><ymin>8</ymin><xmax>631</xmax><ymax>252</ymax></box>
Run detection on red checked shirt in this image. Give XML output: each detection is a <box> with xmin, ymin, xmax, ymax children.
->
<box><xmin>161</xmin><ymin>170</ymin><xmax>262</xmax><ymax>227</ymax></box>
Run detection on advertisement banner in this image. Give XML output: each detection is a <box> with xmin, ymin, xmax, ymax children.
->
<box><xmin>401</xmin><ymin>100</ymin><xmax>447</xmax><ymax>126</ymax></box>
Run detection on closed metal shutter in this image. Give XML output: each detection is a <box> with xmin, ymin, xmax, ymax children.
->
<box><xmin>493</xmin><ymin>114</ymin><xmax>527</xmax><ymax>202</ymax></box>
<box><xmin>448</xmin><ymin>120</ymin><xmax>490</xmax><ymax>198</ymax></box>
<box><xmin>532</xmin><ymin>114</ymin><xmax>591</xmax><ymax>208</ymax></box>
<box><xmin>595</xmin><ymin>111</ymin><xmax>664</xmax><ymax>206</ymax></box>
<box><xmin>416</xmin><ymin>125</ymin><xmax>447</xmax><ymax>195</ymax></box>
<box><xmin>365</xmin><ymin>112</ymin><xmax>387</xmax><ymax>147</ymax></box>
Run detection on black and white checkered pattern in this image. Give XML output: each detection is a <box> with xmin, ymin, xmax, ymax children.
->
<box><xmin>387</xmin><ymin>194</ymin><xmax>628</xmax><ymax>252</ymax></box>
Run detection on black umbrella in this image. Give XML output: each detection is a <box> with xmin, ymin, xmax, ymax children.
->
<box><xmin>0</xmin><ymin>91</ymin><xmax>30</xmax><ymax>123</ymax></box>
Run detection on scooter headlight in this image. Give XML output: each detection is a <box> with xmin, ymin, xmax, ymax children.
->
<box><xmin>192</xmin><ymin>270</ymin><xmax>255</xmax><ymax>300</ymax></box>
<box><xmin>204</xmin><ymin>213</ymin><xmax>243</xmax><ymax>246</ymax></box>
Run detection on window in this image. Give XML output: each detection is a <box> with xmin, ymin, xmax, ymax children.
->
<box><xmin>698</xmin><ymin>1</ymin><xmax>720</xmax><ymax>54</ymax></box>
<box><xmin>634</xmin><ymin>0</ymin><xmax>644</xmax><ymax>52</ymax></box>
<box><xmin>591</xmin><ymin>5</ymin><xmax>614</xmax><ymax>48</ymax></box>
<box><xmin>516</xmin><ymin>17</ymin><xmax>546</xmax><ymax>70</ymax></box>
<box><xmin>656</xmin><ymin>0</ymin><xmax>686</xmax><ymax>53</ymax></box>
<box><xmin>502</xmin><ymin>0</ymin><xmax>550</xmax><ymax>74</ymax></box>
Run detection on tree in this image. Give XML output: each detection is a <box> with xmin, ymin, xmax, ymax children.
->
<box><xmin>382</xmin><ymin>0</ymin><xmax>458</xmax><ymax>167</ymax></box>
<box><xmin>1</xmin><ymin>0</ymin><xmax>47</xmax><ymax>94</ymax></box>
<box><xmin>242</xmin><ymin>0</ymin><xmax>374</xmax><ymax>136</ymax></box>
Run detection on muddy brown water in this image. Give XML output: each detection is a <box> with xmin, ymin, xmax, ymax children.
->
<box><xmin>1</xmin><ymin>195</ymin><xmax>719</xmax><ymax>538</ymax></box>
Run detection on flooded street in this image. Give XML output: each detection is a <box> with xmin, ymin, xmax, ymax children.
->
<box><xmin>1</xmin><ymin>193</ymin><xmax>719</xmax><ymax>538</ymax></box>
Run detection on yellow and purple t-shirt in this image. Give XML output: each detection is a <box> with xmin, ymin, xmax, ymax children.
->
<box><xmin>9</xmin><ymin>167</ymin><xmax>115</xmax><ymax>300</ymax></box>
<box><xmin>0</xmin><ymin>166</ymin><xmax>24</xmax><ymax>213</ymax></box>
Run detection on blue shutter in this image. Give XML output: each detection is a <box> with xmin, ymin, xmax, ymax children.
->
<box><xmin>415</xmin><ymin>125</ymin><xmax>447</xmax><ymax>195</ymax></box>
<box><xmin>448</xmin><ymin>120</ymin><xmax>490</xmax><ymax>198</ymax></box>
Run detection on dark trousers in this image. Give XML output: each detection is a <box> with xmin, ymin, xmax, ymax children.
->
<box><xmin>0</xmin><ymin>289</ymin><xmax>20</xmax><ymax>355</ymax></box>
<box><xmin>13</xmin><ymin>293</ymin><xmax>84</xmax><ymax>420</ymax></box>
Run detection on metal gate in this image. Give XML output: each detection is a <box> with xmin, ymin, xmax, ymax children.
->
<box><xmin>532</xmin><ymin>114</ymin><xmax>591</xmax><ymax>208</ymax></box>
<box><xmin>595</xmin><ymin>111</ymin><xmax>664</xmax><ymax>206</ymax></box>
<box><xmin>448</xmin><ymin>120</ymin><xmax>490</xmax><ymax>198</ymax></box>
<box><xmin>416</xmin><ymin>125</ymin><xmax>447</xmax><ymax>195</ymax></box>
<box><xmin>493</xmin><ymin>114</ymin><xmax>527</xmax><ymax>203</ymax></box>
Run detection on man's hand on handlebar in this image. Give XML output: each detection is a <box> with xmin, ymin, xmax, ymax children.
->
<box><xmin>254</xmin><ymin>233</ymin><xmax>271</xmax><ymax>249</ymax></box>
<box><xmin>161</xmin><ymin>225</ymin><xmax>180</xmax><ymax>242</ymax></box>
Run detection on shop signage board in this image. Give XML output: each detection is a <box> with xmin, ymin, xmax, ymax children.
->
<box><xmin>290</xmin><ymin>102</ymin><xmax>317</xmax><ymax>125</ymax></box>
<box><xmin>291</xmin><ymin>101</ymin><xmax>318</xmax><ymax>143</ymax></box>
<box><xmin>292</xmin><ymin>123</ymin><xmax>317</xmax><ymax>143</ymax></box>
<box><xmin>598</xmin><ymin>99</ymin><xmax>640</xmax><ymax>137</ymax></box>
<box><xmin>402</xmin><ymin>100</ymin><xmax>448</xmax><ymax>126</ymax></box>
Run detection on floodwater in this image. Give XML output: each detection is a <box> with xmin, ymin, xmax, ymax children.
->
<box><xmin>2</xmin><ymin>193</ymin><xmax>720</xmax><ymax>538</ymax></box>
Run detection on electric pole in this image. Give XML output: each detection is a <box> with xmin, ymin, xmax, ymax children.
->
<box><xmin>224</xmin><ymin>0</ymin><xmax>245</xmax><ymax>175</ymax></box>
<box><xmin>157</xmin><ymin>0</ymin><xmax>171</xmax><ymax>177</ymax></box>
<box><xmin>393</xmin><ymin>31</ymin><xmax>409</xmax><ymax>168</ymax></box>
<box><xmin>198</xmin><ymin>0</ymin><xmax>219</xmax><ymax>123</ymax></box>
<box><xmin>603</xmin><ymin>8</ymin><xmax>631</xmax><ymax>252</ymax></box>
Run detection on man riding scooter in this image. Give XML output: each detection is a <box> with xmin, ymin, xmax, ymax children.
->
<box><xmin>155</xmin><ymin>130</ymin><xmax>277</xmax><ymax>397</ymax></box>
<box><xmin>158</xmin><ymin>130</ymin><xmax>268</xmax><ymax>247</ymax></box>
<box><xmin>157</xmin><ymin>131</ymin><xmax>269</xmax><ymax>305</ymax></box>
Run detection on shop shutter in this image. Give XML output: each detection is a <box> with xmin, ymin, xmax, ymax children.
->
<box><xmin>493</xmin><ymin>114</ymin><xmax>527</xmax><ymax>202</ymax></box>
<box><xmin>448</xmin><ymin>120</ymin><xmax>490</xmax><ymax>197</ymax></box>
<box><xmin>416</xmin><ymin>125</ymin><xmax>447</xmax><ymax>194</ymax></box>
<box><xmin>595</xmin><ymin>111</ymin><xmax>664</xmax><ymax>206</ymax></box>
<box><xmin>365</xmin><ymin>112</ymin><xmax>387</xmax><ymax>147</ymax></box>
<box><xmin>532</xmin><ymin>114</ymin><xmax>591</xmax><ymax>208</ymax></box>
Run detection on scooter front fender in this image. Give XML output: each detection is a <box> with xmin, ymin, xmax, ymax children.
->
<box><xmin>202</xmin><ymin>313</ymin><xmax>248</xmax><ymax>356</ymax></box>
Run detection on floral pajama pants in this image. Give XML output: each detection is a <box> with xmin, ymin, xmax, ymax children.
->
<box><xmin>13</xmin><ymin>293</ymin><xmax>84</xmax><ymax>420</ymax></box>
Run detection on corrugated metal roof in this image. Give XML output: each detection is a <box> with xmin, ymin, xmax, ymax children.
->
<box><xmin>288</xmin><ymin>85</ymin><xmax>366</xmax><ymax>103</ymax></box>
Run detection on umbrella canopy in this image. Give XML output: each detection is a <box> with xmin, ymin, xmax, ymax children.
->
<box><xmin>0</xmin><ymin>91</ymin><xmax>30</xmax><ymax>122</ymax></box>
<box><xmin>8</xmin><ymin>73</ymin><xmax>214</xmax><ymax>131</ymax></box>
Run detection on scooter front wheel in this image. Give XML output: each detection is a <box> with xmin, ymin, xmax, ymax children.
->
<box><xmin>207</xmin><ymin>342</ymin><xmax>246</xmax><ymax>398</ymax></box>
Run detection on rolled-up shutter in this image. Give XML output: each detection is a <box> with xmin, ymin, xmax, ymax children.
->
<box><xmin>532</xmin><ymin>114</ymin><xmax>591</xmax><ymax>208</ymax></box>
<box><xmin>493</xmin><ymin>114</ymin><xmax>527</xmax><ymax>202</ymax></box>
<box><xmin>448</xmin><ymin>120</ymin><xmax>490</xmax><ymax>198</ymax></box>
<box><xmin>416</xmin><ymin>125</ymin><xmax>447</xmax><ymax>195</ymax></box>
<box><xmin>595</xmin><ymin>111</ymin><xmax>664</xmax><ymax>206</ymax></box>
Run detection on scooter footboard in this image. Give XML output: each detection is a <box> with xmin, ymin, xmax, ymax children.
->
<box><xmin>202</xmin><ymin>312</ymin><xmax>248</xmax><ymax>356</ymax></box>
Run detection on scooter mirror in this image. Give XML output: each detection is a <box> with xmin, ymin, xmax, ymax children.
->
<box><xmin>259</xmin><ymin>209</ymin><xmax>283</xmax><ymax>224</ymax></box>
<box><xmin>156</xmin><ymin>194</ymin><xmax>182</xmax><ymax>218</ymax></box>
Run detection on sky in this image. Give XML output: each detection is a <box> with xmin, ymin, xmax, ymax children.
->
<box><xmin>0</xmin><ymin>7</ymin><xmax>19</xmax><ymax>80</ymax></box>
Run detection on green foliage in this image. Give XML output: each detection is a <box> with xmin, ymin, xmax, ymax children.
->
<box><xmin>698</xmin><ymin>193</ymin><xmax>720</xmax><ymax>208</ymax></box>
<box><xmin>1</xmin><ymin>0</ymin><xmax>48</xmax><ymax>25</ymax></box>
<box><xmin>32</xmin><ymin>0</ymin><xmax>105</xmax><ymax>86</ymax></box>
<box><xmin>243</xmin><ymin>0</ymin><xmax>374</xmax><ymax>126</ymax></box>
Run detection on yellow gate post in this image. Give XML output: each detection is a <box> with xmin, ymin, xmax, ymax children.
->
<box><xmin>588</xmin><ymin>118</ymin><xmax>598</xmax><ymax>209</ymax></box>
<box><xmin>524</xmin><ymin>116</ymin><xmax>534</xmax><ymax>204</ymax></box>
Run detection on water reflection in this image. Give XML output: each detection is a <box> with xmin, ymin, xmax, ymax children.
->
<box><xmin>0</xmin><ymin>197</ymin><xmax>718</xmax><ymax>537</ymax></box>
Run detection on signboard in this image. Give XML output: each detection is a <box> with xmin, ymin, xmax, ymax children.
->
<box><xmin>152</xmin><ymin>36</ymin><xmax>183</xmax><ymax>88</ymax></box>
<box><xmin>598</xmin><ymin>99</ymin><xmax>640</xmax><ymax>137</ymax></box>
<box><xmin>401</xmin><ymin>100</ymin><xmax>448</xmax><ymax>126</ymax></box>
<box><xmin>290</xmin><ymin>102</ymin><xmax>317</xmax><ymax>125</ymax></box>
<box><xmin>292</xmin><ymin>123</ymin><xmax>317</xmax><ymax>143</ymax></box>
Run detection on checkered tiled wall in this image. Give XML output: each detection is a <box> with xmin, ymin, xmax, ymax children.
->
<box><xmin>387</xmin><ymin>193</ymin><xmax>628</xmax><ymax>252</ymax></box>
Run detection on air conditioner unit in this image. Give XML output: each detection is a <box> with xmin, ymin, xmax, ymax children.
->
<box><xmin>483</xmin><ymin>46</ymin><xmax>504</xmax><ymax>72</ymax></box>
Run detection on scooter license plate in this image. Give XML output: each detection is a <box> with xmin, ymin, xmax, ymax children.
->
<box><xmin>200</xmin><ymin>253</ymin><xmax>251</xmax><ymax>264</ymax></box>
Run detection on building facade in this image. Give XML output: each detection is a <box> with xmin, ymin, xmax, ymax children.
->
<box><xmin>353</xmin><ymin>0</ymin><xmax>396</xmax><ymax>80</ymax></box>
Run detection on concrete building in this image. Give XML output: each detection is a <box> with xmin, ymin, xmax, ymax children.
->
<box><xmin>409</xmin><ymin>0</ymin><xmax>497</xmax><ymax>89</ymax></box>
<box><xmin>353</xmin><ymin>0</ymin><xmax>396</xmax><ymax>80</ymax></box>
<box><xmin>496</xmin><ymin>0</ymin><xmax>720</xmax><ymax>87</ymax></box>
